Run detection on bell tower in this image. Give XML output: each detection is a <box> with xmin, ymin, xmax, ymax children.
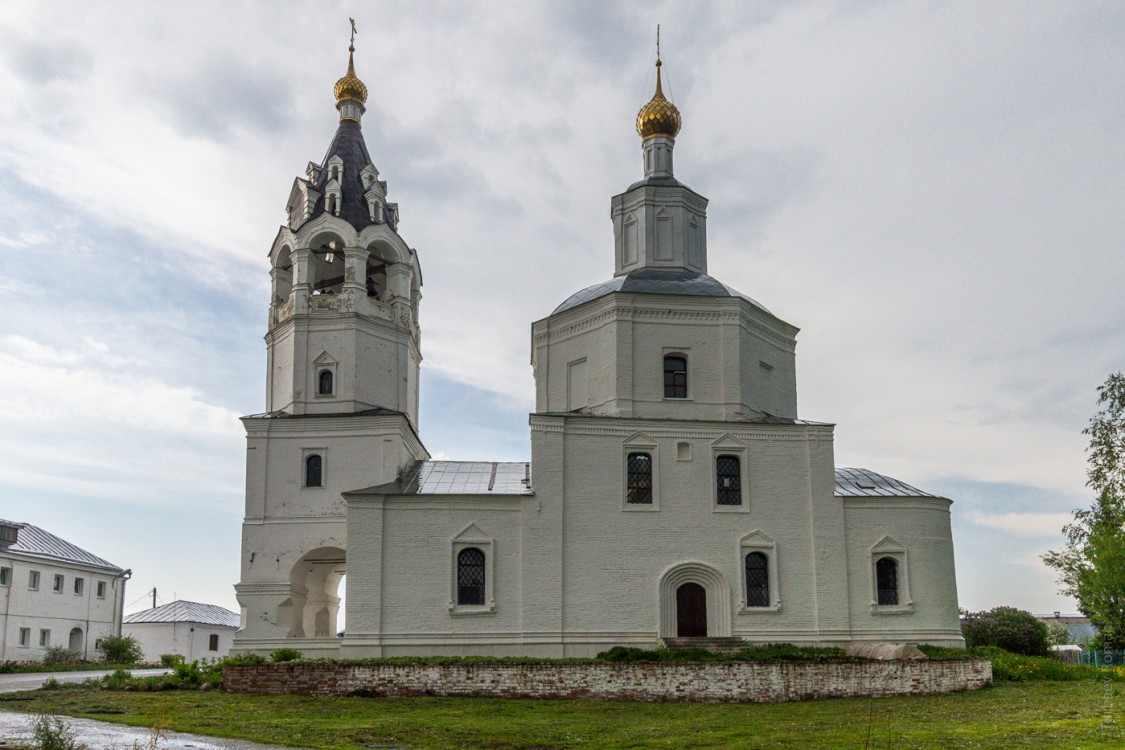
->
<box><xmin>233</xmin><ymin>29</ymin><xmax>428</xmax><ymax>656</ymax></box>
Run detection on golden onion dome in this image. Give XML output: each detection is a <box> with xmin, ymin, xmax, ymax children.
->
<box><xmin>334</xmin><ymin>45</ymin><xmax>368</xmax><ymax>107</ymax></box>
<box><xmin>636</xmin><ymin>59</ymin><xmax>681</xmax><ymax>139</ymax></box>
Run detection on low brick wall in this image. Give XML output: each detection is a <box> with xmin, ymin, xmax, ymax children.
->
<box><xmin>224</xmin><ymin>659</ymin><xmax>991</xmax><ymax>703</ymax></box>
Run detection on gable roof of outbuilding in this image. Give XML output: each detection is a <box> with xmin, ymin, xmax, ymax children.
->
<box><xmin>124</xmin><ymin>600</ymin><xmax>240</xmax><ymax>628</ymax></box>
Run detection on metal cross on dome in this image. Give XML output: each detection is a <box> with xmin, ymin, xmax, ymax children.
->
<box><xmin>350</xmin><ymin>17</ymin><xmax>357</xmax><ymax>46</ymax></box>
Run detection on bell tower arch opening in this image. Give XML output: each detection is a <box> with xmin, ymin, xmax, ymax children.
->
<box><xmin>289</xmin><ymin>547</ymin><xmax>346</xmax><ymax>639</ymax></box>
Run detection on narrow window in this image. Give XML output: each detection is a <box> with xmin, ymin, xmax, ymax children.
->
<box><xmin>745</xmin><ymin>552</ymin><xmax>770</xmax><ymax>607</ymax></box>
<box><xmin>327</xmin><ymin>195</ymin><xmax>337</xmax><ymax>214</ymax></box>
<box><xmin>97</xmin><ymin>581</ymin><xmax>107</xmax><ymax>599</ymax></box>
<box><xmin>209</xmin><ymin>634</ymin><xmax>220</xmax><ymax>652</ymax></box>
<box><xmin>28</xmin><ymin>570</ymin><xmax>39</xmax><ymax>590</ymax></box>
<box><xmin>626</xmin><ymin>452</ymin><xmax>653</xmax><ymax>504</ymax></box>
<box><xmin>318</xmin><ymin>369</ymin><xmax>334</xmax><ymax>395</ymax></box>
<box><xmin>73</xmin><ymin>577</ymin><xmax>84</xmax><ymax>596</ymax></box>
<box><xmin>53</xmin><ymin>574</ymin><xmax>64</xmax><ymax>593</ymax></box>
<box><xmin>19</xmin><ymin>628</ymin><xmax>30</xmax><ymax>647</ymax></box>
<box><xmin>305</xmin><ymin>454</ymin><xmax>323</xmax><ymax>487</ymax></box>
<box><xmin>876</xmin><ymin>557</ymin><xmax>899</xmax><ymax>605</ymax></box>
<box><xmin>663</xmin><ymin>355</ymin><xmax>687</xmax><ymax>398</ymax></box>
<box><xmin>716</xmin><ymin>455</ymin><xmax>742</xmax><ymax>505</ymax></box>
<box><xmin>457</xmin><ymin>547</ymin><xmax>486</xmax><ymax>606</ymax></box>
<box><xmin>0</xmin><ymin>567</ymin><xmax>10</xmax><ymax>586</ymax></box>
<box><xmin>39</xmin><ymin>629</ymin><xmax>50</xmax><ymax>647</ymax></box>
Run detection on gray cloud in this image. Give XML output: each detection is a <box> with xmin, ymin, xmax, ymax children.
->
<box><xmin>4</xmin><ymin>35</ymin><xmax>93</xmax><ymax>86</ymax></box>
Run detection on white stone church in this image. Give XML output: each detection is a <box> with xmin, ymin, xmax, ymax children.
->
<box><xmin>232</xmin><ymin>43</ymin><xmax>964</xmax><ymax>657</ymax></box>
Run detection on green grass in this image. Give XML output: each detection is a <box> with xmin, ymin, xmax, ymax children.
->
<box><xmin>3</xmin><ymin>681</ymin><xmax>1123</xmax><ymax>749</ymax></box>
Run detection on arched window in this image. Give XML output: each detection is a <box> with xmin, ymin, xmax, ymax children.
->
<box><xmin>327</xmin><ymin>195</ymin><xmax>337</xmax><ymax>215</ymax></box>
<box><xmin>664</xmin><ymin>355</ymin><xmax>687</xmax><ymax>398</ymax></box>
<box><xmin>457</xmin><ymin>547</ymin><xmax>486</xmax><ymax>606</ymax></box>
<box><xmin>716</xmin><ymin>455</ymin><xmax>741</xmax><ymax>505</ymax></box>
<box><xmin>318</xmin><ymin>369</ymin><xmax>334</xmax><ymax>395</ymax></box>
<box><xmin>745</xmin><ymin>552</ymin><xmax>770</xmax><ymax>607</ymax></box>
<box><xmin>305</xmin><ymin>454</ymin><xmax>323</xmax><ymax>488</ymax></box>
<box><xmin>876</xmin><ymin>557</ymin><xmax>898</xmax><ymax>605</ymax></box>
<box><xmin>626</xmin><ymin>452</ymin><xmax>653</xmax><ymax>504</ymax></box>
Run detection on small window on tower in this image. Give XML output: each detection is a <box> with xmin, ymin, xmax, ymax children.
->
<box><xmin>305</xmin><ymin>454</ymin><xmax>323</xmax><ymax>488</ymax></box>
<box><xmin>318</xmin><ymin>369</ymin><xmax>334</xmax><ymax>395</ymax></box>
<box><xmin>664</xmin><ymin>355</ymin><xmax>687</xmax><ymax>399</ymax></box>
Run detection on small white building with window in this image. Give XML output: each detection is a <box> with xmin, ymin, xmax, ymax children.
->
<box><xmin>123</xmin><ymin>601</ymin><xmax>239</xmax><ymax>662</ymax></box>
<box><xmin>232</xmin><ymin>44</ymin><xmax>964</xmax><ymax>658</ymax></box>
<box><xmin>0</xmin><ymin>520</ymin><xmax>129</xmax><ymax>661</ymax></box>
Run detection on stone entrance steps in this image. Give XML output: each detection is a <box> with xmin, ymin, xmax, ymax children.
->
<box><xmin>663</xmin><ymin>637</ymin><xmax>747</xmax><ymax>654</ymax></box>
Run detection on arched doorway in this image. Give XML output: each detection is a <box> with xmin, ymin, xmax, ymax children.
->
<box><xmin>68</xmin><ymin>627</ymin><xmax>83</xmax><ymax>654</ymax></box>
<box><xmin>676</xmin><ymin>583</ymin><xmax>707</xmax><ymax>637</ymax></box>
<box><xmin>658</xmin><ymin>561</ymin><xmax>731</xmax><ymax>640</ymax></box>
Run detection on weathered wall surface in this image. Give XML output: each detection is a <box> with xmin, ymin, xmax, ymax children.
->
<box><xmin>225</xmin><ymin>659</ymin><xmax>991</xmax><ymax>703</ymax></box>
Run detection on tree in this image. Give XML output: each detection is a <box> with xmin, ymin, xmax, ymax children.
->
<box><xmin>961</xmin><ymin>606</ymin><xmax>1050</xmax><ymax>655</ymax></box>
<box><xmin>1043</xmin><ymin>372</ymin><xmax>1125</xmax><ymax>650</ymax></box>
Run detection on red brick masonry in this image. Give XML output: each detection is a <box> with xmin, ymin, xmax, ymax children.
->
<box><xmin>224</xmin><ymin>659</ymin><xmax>992</xmax><ymax>703</ymax></box>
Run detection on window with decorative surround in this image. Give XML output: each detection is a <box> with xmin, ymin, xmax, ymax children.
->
<box><xmin>738</xmin><ymin>531</ymin><xmax>781</xmax><ymax>612</ymax></box>
<box><xmin>449</xmin><ymin>524</ymin><xmax>495</xmax><ymax>615</ymax></box>
<box><xmin>870</xmin><ymin>537</ymin><xmax>913</xmax><ymax>614</ymax></box>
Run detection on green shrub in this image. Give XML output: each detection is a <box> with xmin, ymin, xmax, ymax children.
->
<box><xmin>974</xmin><ymin>645</ymin><xmax>1125</xmax><ymax>682</ymax></box>
<box><xmin>42</xmin><ymin>646</ymin><xmax>80</xmax><ymax>665</ymax></box>
<box><xmin>159</xmin><ymin>653</ymin><xmax>185</xmax><ymax>667</ymax></box>
<box><xmin>102</xmin><ymin>668</ymin><xmax>133</xmax><ymax>690</ymax></box>
<box><xmin>97</xmin><ymin>635</ymin><xmax>144</xmax><ymax>664</ymax></box>
<box><xmin>596</xmin><ymin>643</ymin><xmax>848</xmax><ymax>663</ymax></box>
<box><xmin>222</xmin><ymin>653</ymin><xmax>266</xmax><ymax>666</ymax></box>
<box><xmin>40</xmin><ymin>677</ymin><xmax>63</xmax><ymax>690</ymax></box>
<box><xmin>918</xmin><ymin>644</ymin><xmax>974</xmax><ymax>660</ymax></box>
<box><xmin>29</xmin><ymin>714</ymin><xmax>85</xmax><ymax>750</ymax></box>
<box><xmin>962</xmin><ymin>607</ymin><xmax>1051</xmax><ymax>656</ymax></box>
<box><xmin>270</xmin><ymin>648</ymin><xmax>303</xmax><ymax>663</ymax></box>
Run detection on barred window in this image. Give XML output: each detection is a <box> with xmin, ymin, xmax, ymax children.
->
<box><xmin>457</xmin><ymin>547</ymin><xmax>486</xmax><ymax>606</ymax></box>
<box><xmin>663</xmin><ymin>356</ymin><xmax>687</xmax><ymax>398</ymax></box>
<box><xmin>745</xmin><ymin>552</ymin><xmax>770</xmax><ymax>607</ymax></box>
<box><xmin>318</xmin><ymin>369</ymin><xmax>334</xmax><ymax>395</ymax></box>
<box><xmin>626</xmin><ymin>452</ymin><xmax>653</xmax><ymax>504</ymax></box>
<box><xmin>305</xmin><ymin>454</ymin><xmax>323</xmax><ymax>487</ymax></box>
<box><xmin>876</xmin><ymin>557</ymin><xmax>899</xmax><ymax>605</ymax></box>
<box><xmin>716</xmin><ymin>455</ymin><xmax>741</xmax><ymax>505</ymax></box>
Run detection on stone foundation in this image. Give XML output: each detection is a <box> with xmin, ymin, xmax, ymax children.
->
<box><xmin>224</xmin><ymin>659</ymin><xmax>991</xmax><ymax>703</ymax></box>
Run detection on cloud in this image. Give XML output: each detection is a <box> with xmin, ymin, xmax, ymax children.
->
<box><xmin>965</xmin><ymin>511</ymin><xmax>1073</xmax><ymax>538</ymax></box>
<box><xmin>4</xmin><ymin>35</ymin><xmax>93</xmax><ymax>86</ymax></box>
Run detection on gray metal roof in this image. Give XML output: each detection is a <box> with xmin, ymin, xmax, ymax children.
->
<box><xmin>0</xmin><ymin>520</ymin><xmax>124</xmax><ymax>573</ymax></box>
<box><xmin>302</xmin><ymin>119</ymin><xmax>397</xmax><ymax>232</ymax></box>
<box><xmin>833</xmin><ymin>468</ymin><xmax>938</xmax><ymax>497</ymax></box>
<box><xmin>124</xmin><ymin>600</ymin><xmax>240</xmax><ymax>628</ymax></box>
<box><xmin>552</xmin><ymin>268</ymin><xmax>772</xmax><ymax>315</ymax></box>
<box><xmin>349</xmin><ymin>460</ymin><xmax>533</xmax><ymax>496</ymax></box>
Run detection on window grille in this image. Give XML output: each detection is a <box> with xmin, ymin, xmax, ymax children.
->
<box><xmin>318</xmin><ymin>369</ymin><xmax>334</xmax><ymax>395</ymax></box>
<box><xmin>663</xmin><ymin>356</ymin><xmax>687</xmax><ymax>398</ymax></box>
<box><xmin>457</xmin><ymin>547</ymin><xmax>486</xmax><ymax>606</ymax></box>
<box><xmin>745</xmin><ymin>552</ymin><xmax>770</xmax><ymax>607</ymax></box>
<box><xmin>305</xmin><ymin>454</ymin><xmax>323</xmax><ymax>487</ymax></box>
<box><xmin>209</xmin><ymin>634</ymin><xmax>220</xmax><ymax>651</ymax></box>
<box><xmin>716</xmin><ymin>455</ymin><xmax>741</xmax><ymax>505</ymax></box>
<box><xmin>626</xmin><ymin>452</ymin><xmax>653</xmax><ymax>504</ymax></box>
<box><xmin>876</xmin><ymin>557</ymin><xmax>899</xmax><ymax>605</ymax></box>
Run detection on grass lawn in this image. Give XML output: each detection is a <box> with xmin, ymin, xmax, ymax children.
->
<box><xmin>2</xmin><ymin>681</ymin><xmax>1122</xmax><ymax>749</ymax></box>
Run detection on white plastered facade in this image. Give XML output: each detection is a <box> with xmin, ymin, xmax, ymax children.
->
<box><xmin>232</xmin><ymin>56</ymin><xmax>964</xmax><ymax>658</ymax></box>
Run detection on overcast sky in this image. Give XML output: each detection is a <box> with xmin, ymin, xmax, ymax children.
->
<box><xmin>2</xmin><ymin>1</ymin><xmax>1122</xmax><ymax>622</ymax></box>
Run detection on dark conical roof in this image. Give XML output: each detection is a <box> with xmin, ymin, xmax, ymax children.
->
<box><xmin>306</xmin><ymin>119</ymin><xmax>396</xmax><ymax>232</ymax></box>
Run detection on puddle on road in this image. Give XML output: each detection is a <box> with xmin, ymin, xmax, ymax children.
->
<box><xmin>0</xmin><ymin>710</ymin><xmax>317</xmax><ymax>750</ymax></box>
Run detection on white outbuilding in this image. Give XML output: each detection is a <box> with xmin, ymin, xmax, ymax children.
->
<box><xmin>123</xmin><ymin>601</ymin><xmax>239</xmax><ymax>662</ymax></box>
<box><xmin>0</xmin><ymin>520</ymin><xmax>129</xmax><ymax>661</ymax></box>
<box><xmin>232</xmin><ymin>41</ymin><xmax>965</xmax><ymax>658</ymax></box>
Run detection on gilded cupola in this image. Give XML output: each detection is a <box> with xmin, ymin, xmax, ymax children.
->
<box><xmin>636</xmin><ymin>58</ymin><xmax>681</xmax><ymax>140</ymax></box>
<box><xmin>334</xmin><ymin>43</ymin><xmax>368</xmax><ymax>120</ymax></box>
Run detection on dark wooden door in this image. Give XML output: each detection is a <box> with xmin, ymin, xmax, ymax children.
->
<box><xmin>676</xmin><ymin>582</ymin><xmax>708</xmax><ymax>637</ymax></box>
